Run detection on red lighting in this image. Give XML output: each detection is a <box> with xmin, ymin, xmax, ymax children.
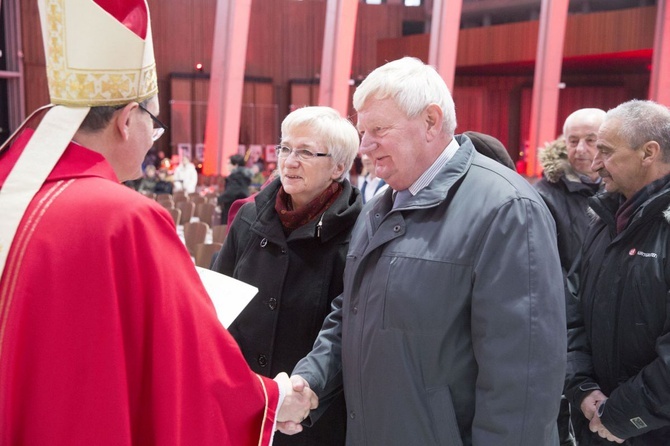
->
<box><xmin>195</xmin><ymin>63</ymin><xmax>203</xmax><ymax>71</ymax></box>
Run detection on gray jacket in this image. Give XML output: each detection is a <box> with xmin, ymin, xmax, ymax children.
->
<box><xmin>294</xmin><ymin>135</ymin><xmax>567</xmax><ymax>446</ymax></box>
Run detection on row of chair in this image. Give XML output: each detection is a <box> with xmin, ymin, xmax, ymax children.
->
<box><xmin>162</xmin><ymin>201</ymin><xmax>217</xmax><ymax>226</ymax></box>
<box><xmin>183</xmin><ymin>222</ymin><xmax>228</xmax><ymax>268</ymax></box>
<box><xmin>194</xmin><ymin>242</ymin><xmax>223</xmax><ymax>268</ymax></box>
<box><xmin>140</xmin><ymin>190</ymin><xmax>217</xmax><ymax>203</ymax></box>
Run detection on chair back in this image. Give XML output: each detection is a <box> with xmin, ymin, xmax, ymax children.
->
<box><xmin>158</xmin><ymin>200</ymin><xmax>174</xmax><ymax>210</ymax></box>
<box><xmin>189</xmin><ymin>194</ymin><xmax>206</xmax><ymax>205</ymax></box>
<box><xmin>167</xmin><ymin>208</ymin><xmax>182</xmax><ymax>226</ymax></box>
<box><xmin>173</xmin><ymin>194</ymin><xmax>188</xmax><ymax>205</ymax></box>
<box><xmin>195</xmin><ymin>202</ymin><xmax>216</xmax><ymax>226</ymax></box>
<box><xmin>194</xmin><ymin>242</ymin><xmax>223</xmax><ymax>268</ymax></box>
<box><xmin>211</xmin><ymin>224</ymin><xmax>228</xmax><ymax>243</ymax></box>
<box><xmin>176</xmin><ymin>201</ymin><xmax>196</xmax><ymax>225</ymax></box>
<box><xmin>156</xmin><ymin>193</ymin><xmax>173</xmax><ymax>204</ymax></box>
<box><xmin>139</xmin><ymin>190</ymin><xmax>156</xmax><ymax>200</ymax></box>
<box><xmin>183</xmin><ymin>221</ymin><xmax>210</xmax><ymax>256</ymax></box>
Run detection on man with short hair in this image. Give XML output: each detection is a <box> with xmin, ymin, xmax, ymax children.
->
<box><xmin>535</xmin><ymin>108</ymin><xmax>605</xmax><ymax>446</ymax></box>
<box><xmin>566</xmin><ymin>100</ymin><xmax>670</xmax><ymax>444</ymax></box>
<box><xmin>0</xmin><ymin>0</ymin><xmax>314</xmax><ymax>443</ymax></box>
<box><xmin>288</xmin><ymin>56</ymin><xmax>567</xmax><ymax>445</ymax></box>
<box><xmin>536</xmin><ymin>108</ymin><xmax>605</xmax><ymax>272</ymax></box>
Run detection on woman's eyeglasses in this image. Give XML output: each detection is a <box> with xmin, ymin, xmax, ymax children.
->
<box><xmin>275</xmin><ymin>145</ymin><xmax>331</xmax><ymax>161</ymax></box>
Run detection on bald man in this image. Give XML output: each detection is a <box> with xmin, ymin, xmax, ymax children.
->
<box><xmin>535</xmin><ymin>108</ymin><xmax>606</xmax><ymax>446</ymax></box>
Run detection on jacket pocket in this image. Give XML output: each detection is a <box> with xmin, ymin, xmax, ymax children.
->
<box><xmin>426</xmin><ymin>386</ymin><xmax>464</xmax><ymax>446</ymax></box>
<box><xmin>382</xmin><ymin>255</ymin><xmax>471</xmax><ymax>332</ymax></box>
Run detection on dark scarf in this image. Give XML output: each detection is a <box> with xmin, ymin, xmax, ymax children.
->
<box><xmin>275</xmin><ymin>181</ymin><xmax>343</xmax><ymax>234</ymax></box>
<box><xmin>615</xmin><ymin>173</ymin><xmax>670</xmax><ymax>234</ymax></box>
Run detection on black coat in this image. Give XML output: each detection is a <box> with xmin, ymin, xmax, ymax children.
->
<box><xmin>535</xmin><ymin>175</ymin><xmax>599</xmax><ymax>272</ymax></box>
<box><xmin>213</xmin><ymin>177</ymin><xmax>362</xmax><ymax>446</ymax></box>
<box><xmin>535</xmin><ymin>138</ymin><xmax>602</xmax><ymax>446</ymax></box>
<box><xmin>217</xmin><ymin>167</ymin><xmax>252</xmax><ymax>222</ymax></box>
<box><xmin>565</xmin><ymin>183</ymin><xmax>670</xmax><ymax>445</ymax></box>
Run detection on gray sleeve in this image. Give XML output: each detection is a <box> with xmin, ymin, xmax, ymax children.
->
<box><xmin>470</xmin><ymin>197</ymin><xmax>567</xmax><ymax>445</ymax></box>
<box><xmin>292</xmin><ymin>293</ymin><xmax>345</xmax><ymax>424</ymax></box>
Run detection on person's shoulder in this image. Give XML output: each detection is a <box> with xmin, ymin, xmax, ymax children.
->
<box><xmin>46</xmin><ymin>177</ymin><xmax>174</xmax><ymax>239</ymax></box>
<box><xmin>467</xmin><ymin>154</ymin><xmax>545</xmax><ymax>204</ymax></box>
<box><xmin>534</xmin><ymin>176</ymin><xmax>561</xmax><ymax>195</ymax></box>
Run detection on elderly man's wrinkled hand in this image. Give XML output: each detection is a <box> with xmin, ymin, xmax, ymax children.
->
<box><xmin>589</xmin><ymin>399</ymin><xmax>624</xmax><ymax>444</ymax></box>
<box><xmin>580</xmin><ymin>389</ymin><xmax>607</xmax><ymax>421</ymax></box>
<box><xmin>274</xmin><ymin>373</ymin><xmax>318</xmax><ymax>433</ymax></box>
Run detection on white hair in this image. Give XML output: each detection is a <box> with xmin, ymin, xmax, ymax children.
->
<box><xmin>353</xmin><ymin>57</ymin><xmax>457</xmax><ymax>137</ymax></box>
<box><xmin>563</xmin><ymin>108</ymin><xmax>606</xmax><ymax>136</ymax></box>
<box><xmin>281</xmin><ymin>106</ymin><xmax>360</xmax><ymax>181</ymax></box>
<box><xmin>606</xmin><ymin>100</ymin><xmax>670</xmax><ymax>162</ymax></box>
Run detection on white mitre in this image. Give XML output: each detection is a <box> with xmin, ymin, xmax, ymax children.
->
<box><xmin>0</xmin><ymin>0</ymin><xmax>158</xmax><ymax>275</ymax></box>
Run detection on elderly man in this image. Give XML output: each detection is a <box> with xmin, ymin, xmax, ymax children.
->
<box><xmin>287</xmin><ymin>57</ymin><xmax>567</xmax><ymax>445</ymax></box>
<box><xmin>536</xmin><ymin>108</ymin><xmax>605</xmax><ymax>273</ymax></box>
<box><xmin>0</xmin><ymin>0</ymin><xmax>314</xmax><ymax>443</ymax></box>
<box><xmin>565</xmin><ymin>100</ymin><xmax>670</xmax><ymax>445</ymax></box>
<box><xmin>535</xmin><ymin>109</ymin><xmax>605</xmax><ymax>446</ymax></box>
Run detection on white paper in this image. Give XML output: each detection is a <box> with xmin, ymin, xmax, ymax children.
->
<box><xmin>196</xmin><ymin>267</ymin><xmax>258</xmax><ymax>328</ymax></box>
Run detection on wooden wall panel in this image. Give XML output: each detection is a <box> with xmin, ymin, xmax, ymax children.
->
<box><xmin>354</xmin><ymin>4</ymin><xmax>404</xmax><ymax>75</ymax></box>
<box><xmin>377</xmin><ymin>34</ymin><xmax>430</xmax><ymax>66</ymax></box>
<box><xmin>564</xmin><ymin>7</ymin><xmax>655</xmax><ymax>56</ymax></box>
<box><xmin>20</xmin><ymin>0</ymin><xmax>49</xmax><ymax>113</ymax></box>
<box><xmin>169</xmin><ymin>78</ymin><xmax>194</xmax><ymax>152</ymax></box>
<box><xmin>458</xmin><ymin>21</ymin><xmax>538</xmax><ymax>66</ymax></box>
<box><xmin>253</xmin><ymin>83</ymin><xmax>278</xmax><ymax>145</ymax></box>
<box><xmin>285</xmin><ymin>2</ymin><xmax>327</xmax><ymax>80</ymax></box>
<box><xmin>379</xmin><ymin>6</ymin><xmax>657</xmax><ymax>68</ymax></box>
<box><xmin>289</xmin><ymin>84</ymin><xmax>319</xmax><ymax>112</ymax></box>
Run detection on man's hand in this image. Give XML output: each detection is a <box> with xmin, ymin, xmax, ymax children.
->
<box><xmin>589</xmin><ymin>399</ymin><xmax>624</xmax><ymax>443</ymax></box>
<box><xmin>274</xmin><ymin>373</ymin><xmax>318</xmax><ymax>435</ymax></box>
<box><xmin>580</xmin><ymin>389</ymin><xmax>607</xmax><ymax>420</ymax></box>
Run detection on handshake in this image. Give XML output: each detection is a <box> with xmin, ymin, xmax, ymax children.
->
<box><xmin>273</xmin><ymin>373</ymin><xmax>319</xmax><ymax>435</ymax></box>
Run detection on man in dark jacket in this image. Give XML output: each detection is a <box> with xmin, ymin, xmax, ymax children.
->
<box><xmin>288</xmin><ymin>57</ymin><xmax>566</xmax><ymax>446</ymax></box>
<box><xmin>535</xmin><ymin>109</ymin><xmax>605</xmax><ymax>446</ymax></box>
<box><xmin>565</xmin><ymin>100</ymin><xmax>670</xmax><ymax>445</ymax></box>
<box><xmin>536</xmin><ymin>109</ymin><xmax>604</xmax><ymax>273</ymax></box>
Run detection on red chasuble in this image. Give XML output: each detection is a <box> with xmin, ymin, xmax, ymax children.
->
<box><xmin>0</xmin><ymin>130</ymin><xmax>279</xmax><ymax>445</ymax></box>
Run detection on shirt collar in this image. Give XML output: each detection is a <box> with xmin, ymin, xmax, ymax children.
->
<box><xmin>403</xmin><ymin>137</ymin><xmax>459</xmax><ymax>196</ymax></box>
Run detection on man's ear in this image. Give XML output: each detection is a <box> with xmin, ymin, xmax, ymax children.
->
<box><xmin>424</xmin><ymin>104</ymin><xmax>443</xmax><ymax>141</ymax></box>
<box><xmin>640</xmin><ymin>141</ymin><xmax>661</xmax><ymax>166</ymax></box>
<box><xmin>114</xmin><ymin>102</ymin><xmax>138</xmax><ymax>141</ymax></box>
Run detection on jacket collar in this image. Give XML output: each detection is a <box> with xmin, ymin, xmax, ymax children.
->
<box><xmin>589</xmin><ymin>179</ymin><xmax>670</xmax><ymax>231</ymax></box>
<box><xmin>250</xmin><ymin>177</ymin><xmax>362</xmax><ymax>243</ymax></box>
<box><xmin>374</xmin><ymin>134</ymin><xmax>475</xmax><ymax>213</ymax></box>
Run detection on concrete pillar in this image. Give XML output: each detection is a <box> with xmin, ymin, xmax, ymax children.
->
<box><xmin>649</xmin><ymin>0</ymin><xmax>670</xmax><ymax>106</ymax></box>
<box><xmin>527</xmin><ymin>0</ymin><xmax>569</xmax><ymax>177</ymax></box>
<box><xmin>203</xmin><ymin>0</ymin><xmax>252</xmax><ymax>176</ymax></box>
<box><xmin>428</xmin><ymin>0</ymin><xmax>463</xmax><ymax>92</ymax></box>
<box><xmin>318</xmin><ymin>0</ymin><xmax>359</xmax><ymax>117</ymax></box>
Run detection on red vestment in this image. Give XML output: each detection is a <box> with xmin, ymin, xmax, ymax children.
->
<box><xmin>0</xmin><ymin>130</ymin><xmax>279</xmax><ymax>445</ymax></box>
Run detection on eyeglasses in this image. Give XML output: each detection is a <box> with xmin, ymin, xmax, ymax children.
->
<box><xmin>275</xmin><ymin>145</ymin><xmax>331</xmax><ymax>161</ymax></box>
<box><xmin>138</xmin><ymin>104</ymin><xmax>168</xmax><ymax>142</ymax></box>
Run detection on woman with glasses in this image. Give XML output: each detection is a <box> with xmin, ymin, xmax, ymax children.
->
<box><xmin>212</xmin><ymin>106</ymin><xmax>361</xmax><ymax>446</ymax></box>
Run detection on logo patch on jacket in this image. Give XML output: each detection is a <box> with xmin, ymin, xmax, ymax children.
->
<box><xmin>628</xmin><ymin>248</ymin><xmax>658</xmax><ymax>258</ymax></box>
<box><xmin>630</xmin><ymin>417</ymin><xmax>648</xmax><ymax>429</ymax></box>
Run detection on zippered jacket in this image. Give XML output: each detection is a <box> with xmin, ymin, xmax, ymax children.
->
<box><xmin>565</xmin><ymin>182</ymin><xmax>670</xmax><ymax>444</ymax></box>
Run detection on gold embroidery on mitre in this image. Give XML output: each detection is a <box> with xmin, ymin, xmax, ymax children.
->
<box><xmin>44</xmin><ymin>0</ymin><xmax>158</xmax><ymax>106</ymax></box>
